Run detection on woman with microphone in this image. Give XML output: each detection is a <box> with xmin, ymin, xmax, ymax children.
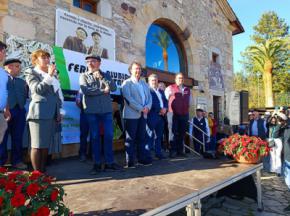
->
<box><xmin>25</xmin><ymin>49</ymin><xmax>64</xmax><ymax>172</ymax></box>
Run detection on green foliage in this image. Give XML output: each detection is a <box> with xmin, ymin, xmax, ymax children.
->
<box><xmin>151</xmin><ymin>30</ymin><xmax>171</xmax><ymax>50</ymax></box>
<box><xmin>239</xmin><ymin>12</ymin><xmax>290</xmax><ymax>107</ymax></box>
<box><xmin>251</xmin><ymin>11</ymin><xmax>289</xmax><ymax>44</ymax></box>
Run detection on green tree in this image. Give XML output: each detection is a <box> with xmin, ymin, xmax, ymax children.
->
<box><xmin>240</xmin><ymin>12</ymin><xmax>290</xmax><ymax>107</ymax></box>
<box><xmin>152</xmin><ymin>30</ymin><xmax>171</xmax><ymax>71</ymax></box>
<box><xmin>251</xmin><ymin>11</ymin><xmax>289</xmax><ymax>44</ymax></box>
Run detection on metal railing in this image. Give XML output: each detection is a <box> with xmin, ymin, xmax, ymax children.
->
<box><xmin>186</xmin><ymin>120</ymin><xmax>210</xmax><ymax>157</ymax></box>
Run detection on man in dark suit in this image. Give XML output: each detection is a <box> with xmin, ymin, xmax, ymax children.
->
<box><xmin>0</xmin><ymin>59</ymin><xmax>27</xmax><ymax>169</ymax></box>
<box><xmin>147</xmin><ymin>74</ymin><xmax>168</xmax><ymax>159</ymax></box>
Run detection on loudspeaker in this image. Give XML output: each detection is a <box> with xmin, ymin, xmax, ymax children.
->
<box><xmin>240</xmin><ymin>91</ymin><xmax>249</xmax><ymax>124</ymax></box>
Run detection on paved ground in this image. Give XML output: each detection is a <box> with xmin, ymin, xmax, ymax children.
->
<box><xmin>46</xmin><ymin>154</ymin><xmax>290</xmax><ymax>216</ymax></box>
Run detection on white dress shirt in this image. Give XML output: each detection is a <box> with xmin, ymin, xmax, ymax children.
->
<box><xmin>153</xmin><ymin>88</ymin><xmax>164</xmax><ymax>108</ymax></box>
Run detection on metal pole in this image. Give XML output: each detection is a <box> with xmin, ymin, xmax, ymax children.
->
<box><xmin>186</xmin><ymin>203</ymin><xmax>194</xmax><ymax>216</ymax></box>
<box><xmin>194</xmin><ymin>200</ymin><xmax>202</xmax><ymax>216</ymax></box>
<box><xmin>256</xmin><ymin>170</ymin><xmax>263</xmax><ymax>211</ymax></box>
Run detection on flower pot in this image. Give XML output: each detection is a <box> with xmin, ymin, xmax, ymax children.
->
<box><xmin>235</xmin><ymin>155</ymin><xmax>261</xmax><ymax>164</ymax></box>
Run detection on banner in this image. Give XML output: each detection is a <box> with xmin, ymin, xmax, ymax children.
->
<box><xmin>55</xmin><ymin>8</ymin><xmax>115</xmax><ymax>60</ymax></box>
<box><xmin>53</xmin><ymin>46</ymin><xmax>130</xmax><ymax>95</ymax></box>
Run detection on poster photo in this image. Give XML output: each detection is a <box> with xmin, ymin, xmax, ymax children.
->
<box><xmin>55</xmin><ymin>8</ymin><xmax>115</xmax><ymax>60</ymax></box>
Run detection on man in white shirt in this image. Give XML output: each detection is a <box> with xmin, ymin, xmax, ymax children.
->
<box><xmin>0</xmin><ymin>41</ymin><xmax>10</xmax><ymax>143</ymax></box>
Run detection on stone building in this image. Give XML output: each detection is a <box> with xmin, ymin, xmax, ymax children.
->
<box><xmin>0</xmin><ymin>0</ymin><xmax>243</xmax><ymax>154</ymax></box>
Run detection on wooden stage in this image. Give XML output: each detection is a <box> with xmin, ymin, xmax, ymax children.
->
<box><xmin>48</xmin><ymin>156</ymin><xmax>263</xmax><ymax>216</ymax></box>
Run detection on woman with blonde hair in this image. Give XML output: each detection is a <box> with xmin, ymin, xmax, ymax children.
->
<box><xmin>25</xmin><ymin>49</ymin><xmax>64</xmax><ymax>172</ymax></box>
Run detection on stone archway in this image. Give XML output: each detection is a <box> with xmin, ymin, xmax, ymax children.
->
<box><xmin>130</xmin><ymin>1</ymin><xmax>200</xmax><ymax>80</ymax></box>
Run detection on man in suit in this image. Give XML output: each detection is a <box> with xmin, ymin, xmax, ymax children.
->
<box><xmin>165</xmin><ymin>73</ymin><xmax>192</xmax><ymax>158</ymax></box>
<box><xmin>79</xmin><ymin>54</ymin><xmax>118</xmax><ymax>174</ymax></box>
<box><xmin>0</xmin><ymin>59</ymin><xmax>27</xmax><ymax>169</ymax></box>
<box><xmin>147</xmin><ymin>74</ymin><xmax>168</xmax><ymax>159</ymax></box>
<box><xmin>0</xmin><ymin>41</ymin><xmax>10</xmax><ymax>143</ymax></box>
<box><xmin>121</xmin><ymin>61</ymin><xmax>152</xmax><ymax>167</ymax></box>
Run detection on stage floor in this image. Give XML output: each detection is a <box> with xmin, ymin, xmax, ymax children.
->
<box><xmin>47</xmin><ymin>156</ymin><xmax>262</xmax><ymax>216</ymax></box>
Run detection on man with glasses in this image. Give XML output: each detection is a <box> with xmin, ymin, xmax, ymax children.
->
<box><xmin>79</xmin><ymin>55</ymin><xmax>119</xmax><ymax>174</ymax></box>
<box><xmin>0</xmin><ymin>41</ymin><xmax>10</xmax><ymax>143</ymax></box>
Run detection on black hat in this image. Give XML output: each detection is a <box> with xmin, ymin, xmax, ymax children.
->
<box><xmin>3</xmin><ymin>58</ymin><xmax>21</xmax><ymax>66</ymax></box>
<box><xmin>85</xmin><ymin>54</ymin><xmax>101</xmax><ymax>61</ymax></box>
<box><xmin>91</xmin><ymin>31</ymin><xmax>101</xmax><ymax>37</ymax></box>
<box><xmin>196</xmin><ymin>108</ymin><xmax>204</xmax><ymax>112</ymax></box>
<box><xmin>0</xmin><ymin>41</ymin><xmax>7</xmax><ymax>50</ymax></box>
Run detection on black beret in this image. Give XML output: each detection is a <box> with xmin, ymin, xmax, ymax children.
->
<box><xmin>91</xmin><ymin>31</ymin><xmax>101</xmax><ymax>37</ymax></box>
<box><xmin>85</xmin><ymin>55</ymin><xmax>101</xmax><ymax>61</ymax></box>
<box><xmin>3</xmin><ymin>58</ymin><xmax>22</xmax><ymax>66</ymax></box>
<box><xmin>0</xmin><ymin>41</ymin><xmax>7</xmax><ymax>50</ymax></box>
<box><xmin>196</xmin><ymin>108</ymin><xmax>204</xmax><ymax>112</ymax></box>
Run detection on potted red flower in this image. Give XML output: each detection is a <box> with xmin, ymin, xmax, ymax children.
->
<box><xmin>0</xmin><ymin>168</ymin><xmax>72</xmax><ymax>215</ymax></box>
<box><xmin>218</xmin><ymin>134</ymin><xmax>270</xmax><ymax>164</ymax></box>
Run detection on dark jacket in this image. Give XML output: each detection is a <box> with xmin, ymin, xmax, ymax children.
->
<box><xmin>282</xmin><ymin>121</ymin><xmax>290</xmax><ymax>162</ymax></box>
<box><xmin>79</xmin><ymin>70</ymin><xmax>116</xmax><ymax>114</ymax></box>
<box><xmin>249</xmin><ymin>118</ymin><xmax>267</xmax><ymax>139</ymax></box>
<box><xmin>147</xmin><ymin>88</ymin><xmax>168</xmax><ymax>128</ymax></box>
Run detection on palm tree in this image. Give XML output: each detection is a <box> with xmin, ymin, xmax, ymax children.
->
<box><xmin>152</xmin><ymin>30</ymin><xmax>171</xmax><ymax>71</ymax></box>
<box><xmin>248</xmin><ymin>38</ymin><xmax>288</xmax><ymax>107</ymax></box>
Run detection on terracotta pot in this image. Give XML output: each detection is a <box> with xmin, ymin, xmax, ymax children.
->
<box><xmin>235</xmin><ymin>155</ymin><xmax>261</xmax><ymax>164</ymax></box>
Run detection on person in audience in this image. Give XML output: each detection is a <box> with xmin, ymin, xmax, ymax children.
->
<box><xmin>147</xmin><ymin>74</ymin><xmax>168</xmax><ymax>159</ymax></box>
<box><xmin>208</xmin><ymin>112</ymin><xmax>218</xmax><ymax>151</ymax></box>
<box><xmin>268</xmin><ymin>115</ymin><xmax>283</xmax><ymax>176</ymax></box>
<box><xmin>158</xmin><ymin>82</ymin><xmax>169</xmax><ymax>151</ymax></box>
<box><xmin>249</xmin><ymin>109</ymin><xmax>267</xmax><ymax>140</ymax></box>
<box><xmin>25</xmin><ymin>49</ymin><xmax>64</xmax><ymax>172</ymax></box>
<box><xmin>0</xmin><ymin>59</ymin><xmax>27</xmax><ymax>169</ymax></box>
<box><xmin>121</xmin><ymin>61</ymin><xmax>152</xmax><ymax>167</ymax></box>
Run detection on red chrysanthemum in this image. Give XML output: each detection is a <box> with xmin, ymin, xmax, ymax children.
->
<box><xmin>26</xmin><ymin>183</ymin><xmax>40</xmax><ymax>197</ymax></box>
<box><xmin>50</xmin><ymin>189</ymin><xmax>59</xmax><ymax>202</ymax></box>
<box><xmin>11</xmin><ymin>193</ymin><xmax>25</xmax><ymax>207</ymax></box>
<box><xmin>34</xmin><ymin>206</ymin><xmax>50</xmax><ymax>216</ymax></box>
<box><xmin>29</xmin><ymin>170</ymin><xmax>43</xmax><ymax>181</ymax></box>
<box><xmin>0</xmin><ymin>167</ymin><xmax>7</xmax><ymax>173</ymax></box>
<box><xmin>5</xmin><ymin>181</ymin><xmax>17</xmax><ymax>192</ymax></box>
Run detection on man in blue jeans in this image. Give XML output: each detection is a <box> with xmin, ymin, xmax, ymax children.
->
<box><xmin>79</xmin><ymin>55</ymin><xmax>118</xmax><ymax>174</ymax></box>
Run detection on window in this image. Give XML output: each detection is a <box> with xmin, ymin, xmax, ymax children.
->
<box><xmin>73</xmin><ymin>0</ymin><xmax>97</xmax><ymax>13</ymax></box>
<box><xmin>212</xmin><ymin>52</ymin><xmax>219</xmax><ymax>63</ymax></box>
<box><xmin>146</xmin><ymin>24</ymin><xmax>185</xmax><ymax>74</ymax></box>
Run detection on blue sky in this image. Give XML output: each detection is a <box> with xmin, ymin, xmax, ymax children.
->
<box><xmin>227</xmin><ymin>0</ymin><xmax>290</xmax><ymax>73</ymax></box>
<box><xmin>146</xmin><ymin>24</ymin><xmax>180</xmax><ymax>73</ymax></box>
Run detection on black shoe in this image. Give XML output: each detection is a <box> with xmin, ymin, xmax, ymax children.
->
<box><xmin>176</xmin><ymin>152</ymin><xmax>187</xmax><ymax>157</ymax></box>
<box><xmin>156</xmin><ymin>154</ymin><xmax>166</xmax><ymax>160</ymax></box>
<box><xmin>125</xmin><ymin>162</ymin><xmax>135</xmax><ymax>168</ymax></box>
<box><xmin>90</xmin><ymin>164</ymin><xmax>102</xmax><ymax>175</ymax></box>
<box><xmin>169</xmin><ymin>152</ymin><xmax>176</xmax><ymax>158</ymax></box>
<box><xmin>105</xmin><ymin>163</ymin><xmax>121</xmax><ymax>171</ymax></box>
<box><xmin>138</xmin><ymin>160</ymin><xmax>152</xmax><ymax>166</ymax></box>
<box><xmin>79</xmin><ymin>155</ymin><xmax>86</xmax><ymax>162</ymax></box>
<box><xmin>284</xmin><ymin>204</ymin><xmax>290</xmax><ymax>212</ymax></box>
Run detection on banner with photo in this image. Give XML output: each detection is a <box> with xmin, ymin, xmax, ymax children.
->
<box><xmin>55</xmin><ymin>8</ymin><xmax>115</xmax><ymax>60</ymax></box>
<box><xmin>53</xmin><ymin>46</ymin><xmax>130</xmax><ymax>97</ymax></box>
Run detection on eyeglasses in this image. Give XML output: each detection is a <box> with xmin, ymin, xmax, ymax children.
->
<box><xmin>121</xmin><ymin>3</ymin><xmax>136</xmax><ymax>14</ymax></box>
<box><xmin>86</xmin><ymin>60</ymin><xmax>98</xmax><ymax>64</ymax></box>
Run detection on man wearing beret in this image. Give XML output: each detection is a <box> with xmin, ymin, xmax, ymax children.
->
<box><xmin>79</xmin><ymin>55</ymin><xmax>119</xmax><ymax>174</ymax></box>
<box><xmin>88</xmin><ymin>32</ymin><xmax>108</xmax><ymax>59</ymax></box>
<box><xmin>63</xmin><ymin>27</ymin><xmax>88</xmax><ymax>54</ymax></box>
<box><xmin>0</xmin><ymin>41</ymin><xmax>10</xmax><ymax>144</ymax></box>
<box><xmin>0</xmin><ymin>58</ymin><xmax>27</xmax><ymax>169</ymax></box>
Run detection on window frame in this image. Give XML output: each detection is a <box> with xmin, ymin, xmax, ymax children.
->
<box><xmin>73</xmin><ymin>0</ymin><xmax>98</xmax><ymax>14</ymax></box>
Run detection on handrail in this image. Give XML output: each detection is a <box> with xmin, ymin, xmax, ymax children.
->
<box><xmin>188</xmin><ymin>120</ymin><xmax>209</xmax><ymax>138</ymax></box>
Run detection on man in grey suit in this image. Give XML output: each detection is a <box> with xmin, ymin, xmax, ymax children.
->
<box><xmin>0</xmin><ymin>59</ymin><xmax>27</xmax><ymax>169</ymax></box>
<box><xmin>121</xmin><ymin>61</ymin><xmax>152</xmax><ymax>167</ymax></box>
<box><xmin>79</xmin><ymin>55</ymin><xmax>119</xmax><ymax>174</ymax></box>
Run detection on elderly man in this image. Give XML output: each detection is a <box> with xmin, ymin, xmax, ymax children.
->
<box><xmin>121</xmin><ymin>61</ymin><xmax>152</xmax><ymax>167</ymax></box>
<box><xmin>147</xmin><ymin>74</ymin><xmax>168</xmax><ymax>159</ymax></box>
<box><xmin>79</xmin><ymin>55</ymin><xmax>118</xmax><ymax>174</ymax></box>
<box><xmin>249</xmin><ymin>109</ymin><xmax>267</xmax><ymax>140</ymax></box>
<box><xmin>165</xmin><ymin>73</ymin><xmax>192</xmax><ymax>158</ymax></box>
<box><xmin>0</xmin><ymin>59</ymin><xmax>27</xmax><ymax>169</ymax></box>
<box><xmin>63</xmin><ymin>27</ymin><xmax>88</xmax><ymax>54</ymax></box>
<box><xmin>0</xmin><ymin>41</ymin><xmax>10</xmax><ymax>143</ymax></box>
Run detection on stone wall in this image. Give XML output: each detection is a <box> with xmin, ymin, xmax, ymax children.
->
<box><xmin>0</xmin><ymin>0</ymin><xmax>236</xmax><ymax>117</ymax></box>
